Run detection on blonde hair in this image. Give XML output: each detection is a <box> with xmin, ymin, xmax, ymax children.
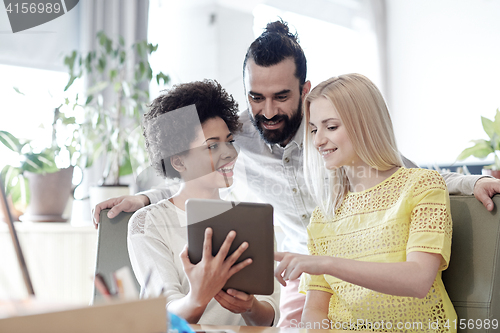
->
<box><xmin>303</xmin><ymin>73</ymin><xmax>403</xmax><ymax>217</ymax></box>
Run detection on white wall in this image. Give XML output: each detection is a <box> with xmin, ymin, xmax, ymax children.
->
<box><xmin>386</xmin><ymin>0</ymin><xmax>500</xmax><ymax>167</ymax></box>
<box><xmin>148</xmin><ymin>0</ymin><xmax>254</xmax><ymax>109</ymax></box>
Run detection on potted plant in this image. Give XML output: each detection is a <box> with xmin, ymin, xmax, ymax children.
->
<box><xmin>63</xmin><ymin>31</ymin><xmax>169</xmax><ymax>205</ymax></box>
<box><xmin>0</xmin><ymin>107</ymin><xmax>80</xmax><ymax>222</ymax></box>
<box><xmin>457</xmin><ymin>108</ymin><xmax>500</xmax><ymax>178</ymax></box>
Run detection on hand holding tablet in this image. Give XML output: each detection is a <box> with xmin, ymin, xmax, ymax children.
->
<box><xmin>179</xmin><ymin>227</ymin><xmax>253</xmax><ymax>306</ymax></box>
<box><xmin>186</xmin><ymin>199</ymin><xmax>274</xmax><ymax>295</ymax></box>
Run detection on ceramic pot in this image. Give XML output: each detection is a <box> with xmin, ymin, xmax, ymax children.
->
<box><xmin>89</xmin><ymin>185</ymin><xmax>130</xmax><ymax>212</ymax></box>
<box><xmin>20</xmin><ymin>166</ymin><xmax>74</xmax><ymax>222</ymax></box>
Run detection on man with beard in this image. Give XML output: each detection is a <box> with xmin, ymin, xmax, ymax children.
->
<box><xmin>93</xmin><ymin>20</ymin><xmax>500</xmax><ymax>327</ymax></box>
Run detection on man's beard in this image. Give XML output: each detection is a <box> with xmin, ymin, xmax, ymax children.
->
<box><xmin>251</xmin><ymin>97</ymin><xmax>303</xmax><ymax>145</ymax></box>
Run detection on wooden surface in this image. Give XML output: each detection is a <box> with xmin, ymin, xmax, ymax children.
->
<box><xmin>190</xmin><ymin>324</ymin><xmax>370</xmax><ymax>333</ymax></box>
<box><xmin>0</xmin><ymin>297</ymin><xmax>167</xmax><ymax>333</ymax></box>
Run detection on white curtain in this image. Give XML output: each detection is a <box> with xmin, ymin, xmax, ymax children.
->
<box><xmin>361</xmin><ymin>0</ymin><xmax>388</xmax><ymax>97</ymax></box>
<box><xmin>79</xmin><ymin>0</ymin><xmax>149</xmax><ymax>54</ymax></box>
<box><xmin>73</xmin><ymin>0</ymin><xmax>151</xmax><ymax>220</ymax></box>
<box><xmin>78</xmin><ymin>0</ymin><xmax>150</xmax><ymax>110</ymax></box>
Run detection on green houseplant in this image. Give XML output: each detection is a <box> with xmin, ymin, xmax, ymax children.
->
<box><xmin>458</xmin><ymin>108</ymin><xmax>500</xmax><ymax>177</ymax></box>
<box><xmin>63</xmin><ymin>31</ymin><xmax>169</xmax><ymax>187</ymax></box>
<box><xmin>0</xmin><ymin>107</ymin><xmax>80</xmax><ymax>221</ymax></box>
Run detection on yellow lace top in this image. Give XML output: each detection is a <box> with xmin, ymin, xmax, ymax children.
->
<box><xmin>299</xmin><ymin>168</ymin><xmax>457</xmax><ymax>332</ymax></box>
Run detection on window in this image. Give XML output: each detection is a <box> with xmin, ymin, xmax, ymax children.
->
<box><xmin>0</xmin><ymin>64</ymin><xmax>74</xmax><ymax>169</ymax></box>
<box><xmin>253</xmin><ymin>3</ymin><xmax>381</xmax><ymax>89</ymax></box>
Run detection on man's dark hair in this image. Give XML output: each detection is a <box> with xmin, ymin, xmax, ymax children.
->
<box><xmin>243</xmin><ymin>19</ymin><xmax>307</xmax><ymax>87</ymax></box>
<box><xmin>143</xmin><ymin>79</ymin><xmax>241</xmax><ymax>179</ymax></box>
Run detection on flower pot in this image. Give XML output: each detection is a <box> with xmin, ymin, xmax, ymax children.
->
<box><xmin>482</xmin><ymin>169</ymin><xmax>500</xmax><ymax>179</ymax></box>
<box><xmin>20</xmin><ymin>167</ymin><xmax>74</xmax><ymax>222</ymax></box>
<box><xmin>89</xmin><ymin>185</ymin><xmax>131</xmax><ymax>212</ymax></box>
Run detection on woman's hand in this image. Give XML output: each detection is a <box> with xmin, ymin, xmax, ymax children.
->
<box><xmin>274</xmin><ymin>252</ymin><xmax>329</xmax><ymax>286</ymax></box>
<box><xmin>276</xmin><ymin>251</ymin><xmax>442</xmax><ymax>299</ymax></box>
<box><xmin>214</xmin><ymin>289</ymin><xmax>255</xmax><ymax>314</ymax></box>
<box><xmin>180</xmin><ymin>228</ymin><xmax>252</xmax><ymax>308</ymax></box>
<box><xmin>215</xmin><ymin>289</ymin><xmax>275</xmax><ymax>326</ymax></box>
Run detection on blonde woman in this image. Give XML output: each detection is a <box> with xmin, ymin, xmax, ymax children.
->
<box><xmin>274</xmin><ymin>74</ymin><xmax>457</xmax><ymax>332</ymax></box>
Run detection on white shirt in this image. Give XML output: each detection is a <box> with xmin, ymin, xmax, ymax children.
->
<box><xmin>127</xmin><ymin>199</ymin><xmax>280</xmax><ymax>326</ymax></box>
<box><xmin>231</xmin><ymin>110</ymin><xmax>314</xmax><ymax>254</ymax></box>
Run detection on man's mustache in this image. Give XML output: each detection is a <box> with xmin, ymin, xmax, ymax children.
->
<box><xmin>254</xmin><ymin>114</ymin><xmax>287</xmax><ymax>124</ymax></box>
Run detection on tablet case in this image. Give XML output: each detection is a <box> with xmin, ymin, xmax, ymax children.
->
<box><xmin>186</xmin><ymin>199</ymin><xmax>274</xmax><ymax>295</ymax></box>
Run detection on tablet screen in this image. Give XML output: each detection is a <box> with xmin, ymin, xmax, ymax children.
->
<box><xmin>186</xmin><ymin>199</ymin><xmax>274</xmax><ymax>295</ymax></box>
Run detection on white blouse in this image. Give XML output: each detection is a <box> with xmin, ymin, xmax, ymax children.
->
<box><xmin>127</xmin><ymin>199</ymin><xmax>280</xmax><ymax>326</ymax></box>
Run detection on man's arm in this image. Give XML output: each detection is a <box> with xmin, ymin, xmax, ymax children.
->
<box><xmin>92</xmin><ymin>188</ymin><xmax>170</xmax><ymax>228</ymax></box>
<box><xmin>471</xmin><ymin>177</ymin><xmax>500</xmax><ymax>211</ymax></box>
<box><xmin>402</xmin><ymin>154</ymin><xmax>500</xmax><ymax>212</ymax></box>
<box><xmin>139</xmin><ymin>188</ymin><xmax>172</xmax><ymax>206</ymax></box>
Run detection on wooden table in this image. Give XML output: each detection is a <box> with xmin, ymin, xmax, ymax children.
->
<box><xmin>191</xmin><ymin>324</ymin><xmax>356</xmax><ymax>333</ymax></box>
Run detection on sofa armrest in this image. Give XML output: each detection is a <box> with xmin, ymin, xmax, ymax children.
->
<box><xmin>442</xmin><ymin>195</ymin><xmax>500</xmax><ymax>330</ymax></box>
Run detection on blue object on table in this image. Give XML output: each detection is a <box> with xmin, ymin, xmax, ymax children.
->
<box><xmin>168</xmin><ymin>312</ymin><xmax>195</xmax><ymax>333</ymax></box>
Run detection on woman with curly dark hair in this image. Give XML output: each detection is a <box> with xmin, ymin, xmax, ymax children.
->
<box><xmin>127</xmin><ymin>80</ymin><xmax>279</xmax><ymax>326</ymax></box>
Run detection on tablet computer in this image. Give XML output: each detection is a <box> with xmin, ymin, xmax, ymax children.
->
<box><xmin>186</xmin><ymin>199</ymin><xmax>274</xmax><ymax>295</ymax></box>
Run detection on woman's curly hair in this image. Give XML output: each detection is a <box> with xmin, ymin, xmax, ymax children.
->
<box><xmin>143</xmin><ymin>79</ymin><xmax>241</xmax><ymax>179</ymax></box>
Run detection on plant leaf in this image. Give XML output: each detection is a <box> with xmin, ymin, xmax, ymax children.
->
<box><xmin>156</xmin><ymin>72</ymin><xmax>170</xmax><ymax>85</ymax></box>
<box><xmin>457</xmin><ymin>139</ymin><xmax>494</xmax><ymax>160</ymax></box>
<box><xmin>492</xmin><ymin>108</ymin><xmax>500</xmax><ymax>136</ymax></box>
<box><xmin>64</xmin><ymin>75</ymin><xmax>77</xmax><ymax>91</ymax></box>
<box><xmin>482</xmin><ymin>116</ymin><xmax>495</xmax><ymax>139</ymax></box>
<box><xmin>13</xmin><ymin>87</ymin><xmax>25</xmax><ymax>95</ymax></box>
<box><xmin>492</xmin><ymin>133</ymin><xmax>500</xmax><ymax>151</ymax></box>
<box><xmin>1</xmin><ymin>166</ymin><xmax>29</xmax><ymax>207</ymax></box>
<box><xmin>122</xmin><ymin>82</ymin><xmax>130</xmax><ymax>97</ymax></box>
<box><xmin>105</xmin><ymin>38</ymin><xmax>113</xmax><ymax>54</ymax></box>
<box><xmin>1</xmin><ymin>165</ymin><xmax>20</xmax><ymax>195</ymax></box>
<box><xmin>147</xmin><ymin>43</ymin><xmax>158</xmax><ymax>54</ymax></box>
<box><xmin>119</xmin><ymin>156</ymin><xmax>133</xmax><ymax>177</ymax></box>
<box><xmin>119</xmin><ymin>50</ymin><xmax>126</xmax><ymax>64</ymax></box>
<box><xmin>97</xmin><ymin>31</ymin><xmax>107</xmax><ymax>46</ymax></box>
<box><xmin>87</xmin><ymin>81</ymin><xmax>109</xmax><ymax>95</ymax></box>
<box><xmin>63</xmin><ymin>50</ymin><xmax>77</xmax><ymax>73</ymax></box>
<box><xmin>0</xmin><ymin>130</ymin><xmax>22</xmax><ymax>152</ymax></box>
<box><xmin>85</xmin><ymin>53</ymin><xmax>93</xmax><ymax>73</ymax></box>
<box><xmin>135</xmin><ymin>41</ymin><xmax>145</xmax><ymax>58</ymax></box>
<box><xmin>36</xmin><ymin>151</ymin><xmax>59</xmax><ymax>173</ymax></box>
<box><xmin>85</xmin><ymin>95</ymin><xmax>94</xmax><ymax>106</ymax></box>
<box><xmin>109</xmin><ymin>69</ymin><xmax>118</xmax><ymax>81</ymax></box>
<box><xmin>98</xmin><ymin>56</ymin><xmax>107</xmax><ymax>73</ymax></box>
<box><xmin>22</xmin><ymin>153</ymin><xmax>50</xmax><ymax>173</ymax></box>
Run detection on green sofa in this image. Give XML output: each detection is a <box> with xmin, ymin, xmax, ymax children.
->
<box><xmin>442</xmin><ymin>195</ymin><xmax>500</xmax><ymax>332</ymax></box>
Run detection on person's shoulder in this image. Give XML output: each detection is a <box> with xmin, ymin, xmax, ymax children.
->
<box><xmin>404</xmin><ymin>168</ymin><xmax>447</xmax><ymax>192</ymax></box>
<box><xmin>407</xmin><ymin>168</ymin><xmax>445</xmax><ymax>181</ymax></box>
<box><xmin>237</xmin><ymin>109</ymin><xmax>258</xmax><ymax>138</ymax></box>
<box><xmin>310</xmin><ymin>206</ymin><xmax>328</xmax><ymax>223</ymax></box>
<box><xmin>133</xmin><ymin>199</ymin><xmax>175</xmax><ymax>217</ymax></box>
<box><xmin>238</xmin><ymin>108</ymin><xmax>251</xmax><ymax>123</ymax></box>
<box><xmin>129</xmin><ymin>199</ymin><xmax>178</xmax><ymax>235</ymax></box>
